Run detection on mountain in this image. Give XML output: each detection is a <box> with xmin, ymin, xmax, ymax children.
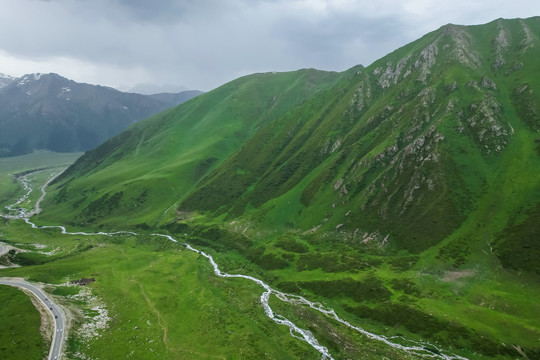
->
<box><xmin>0</xmin><ymin>73</ymin><xmax>15</xmax><ymax>89</ymax></box>
<box><xmin>0</xmin><ymin>73</ymin><xmax>202</xmax><ymax>156</ymax></box>
<box><xmin>40</xmin><ymin>17</ymin><xmax>540</xmax><ymax>358</ymax></box>
<box><xmin>178</xmin><ymin>17</ymin><xmax>540</xmax><ymax>255</ymax></box>
<box><xmin>46</xmin><ymin>17</ymin><xmax>540</xmax><ymax>259</ymax></box>
<box><xmin>45</xmin><ymin>69</ymin><xmax>342</xmax><ymax>225</ymax></box>
<box><xmin>148</xmin><ymin>90</ymin><xmax>204</xmax><ymax>105</ymax></box>
<box><xmin>125</xmin><ymin>82</ymin><xmax>189</xmax><ymax>95</ymax></box>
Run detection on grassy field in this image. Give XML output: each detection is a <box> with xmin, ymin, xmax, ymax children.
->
<box><xmin>0</xmin><ymin>221</ymin><xmax>322</xmax><ymax>359</ymax></box>
<box><xmin>4</xmin><ymin>214</ymin><xmax>537</xmax><ymax>359</ymax></box>
<box><xmin>202</xmin><ymin>224</ymin><xmax>540</xmax><ymax>360</ymax></box>
<box><xmin>0</xmin><ymin>153</ymin><xmax>323</xmax><ymax>359</ymax></box>
<box><xmin>0</xmin><ymin>284</ymin><xmax>47</xmax><ymax>360</ymax></box>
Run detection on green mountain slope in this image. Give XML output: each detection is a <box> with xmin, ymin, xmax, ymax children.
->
<box><xmin>182</xmin><ymin>17</ymin><xmax>540</xmax><ymax>258</ymax></box>
<box><xmin>40</xmin><ymin>16</ymin><xmax>540</xmax><ymax>276</ymax></box>
<box><xmin>36</xmin><ymin>17</ymin><xmax>540</xmax><ymax>359</ymax></box>
<box><xmin>43</xmin><ymin>69</ymin><xmax>342</xmax><ymax>227</ymax></box>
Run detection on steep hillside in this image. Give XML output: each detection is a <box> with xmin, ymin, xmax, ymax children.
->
<box><xmin>180</xmin><ymin>17</ymin><xmax>540</xmax><ymax>259</ymax></box>
<box><xmin>0</xmin><ymin>73</ymin><xmax>202</xmax><ymax>156</ymax></box>
<box><xmin>43</xmin><ymin>69</ymin><xmax>342</xmax><ymax>227</ymax></box>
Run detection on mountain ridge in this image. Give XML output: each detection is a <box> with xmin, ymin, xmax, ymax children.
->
<box><xmin>0</xmin><ymin>72</ymin><xmax>203</xmax><ymax>156</ymax></box>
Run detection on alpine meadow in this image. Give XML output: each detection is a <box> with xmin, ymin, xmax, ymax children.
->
<box><xmin>1</xmin><ymin>17</ymin><xmax>540</xmax><ymax>360</ymax></box>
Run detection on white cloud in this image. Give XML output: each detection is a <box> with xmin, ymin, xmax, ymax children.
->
<box><xmin>0</xmin><ymin>50</ymin><xmax>153</xmax><ymax>88</ymax></box>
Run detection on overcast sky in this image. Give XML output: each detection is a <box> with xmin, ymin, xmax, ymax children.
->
<box><xmin>1</xmin><ymin>0</ymin><xmax>539</xmax><ymax>93</ymax></box>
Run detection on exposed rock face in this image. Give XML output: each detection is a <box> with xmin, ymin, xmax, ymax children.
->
<box><xmin>71</xmin><ymin>278</ymin><xmax>95</xmax><ymax>286</ymax></box>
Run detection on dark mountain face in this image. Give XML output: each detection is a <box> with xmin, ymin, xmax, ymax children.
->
<box><xmin>0</xmin><ymin>73</ymin><xmax>202</xmax><ymax>156</ymax></box>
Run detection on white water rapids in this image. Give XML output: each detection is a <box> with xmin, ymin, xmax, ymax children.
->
<box><xmin>1</xmin><ymin>169</ymin><xmax>468</xmax><ymax>360</ymax></box>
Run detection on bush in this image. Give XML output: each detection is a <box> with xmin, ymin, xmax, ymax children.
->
<box><xmin>275</xmin><ymin>237</ymin><xmax>308</xmax><ymax>253</ymax></box>
<box><xmin>258</xmin><ymin>253</ymin><xmax>289</xmax><ymax>270</ymax></box>
<box><xmin>278</xmin><ymin>276</ymin><xmax>391</xmax><ymax>303</ymax></box>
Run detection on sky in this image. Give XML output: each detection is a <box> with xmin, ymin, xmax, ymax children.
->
<box><xmin>0</xmin><ymin>0</ymin><xmax>539</xmax><ymax>93</ymax></box>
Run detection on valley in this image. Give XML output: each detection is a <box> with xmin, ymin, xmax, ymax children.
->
<box><xmin>1</xmin><ymin>16</ymin><xmax>540</xmax><ymax>360</ymax></box>
<box><xmin>1</xmin><ymin>155</ymin><xmax>467</xmax><ymax>360</ymax></box>
<box><xmin>1</xmin><ymin>146</ymin><xmax>539</xmax><ymax>359</ymax></box>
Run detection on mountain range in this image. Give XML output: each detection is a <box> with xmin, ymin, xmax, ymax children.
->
<box><xmin>0</xmin><ymin>73</ymin><xmax>202</xmax><ymax>156</ymax></box>
<box><xmin>37</xmin><ymin>17</ymin><xmax>540</xmax><ymax>358</ymax></box>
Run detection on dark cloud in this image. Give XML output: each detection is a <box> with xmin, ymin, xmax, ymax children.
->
<box><xmin>1</xmin><ymin>0</ymin><xmax>539</xmax><ymax>91</ymax></box>
<box><xmin>272</xmin><ymin>11</ymin><xmax>410</xmax><ymax>70</ymax></box>
<box><xmin>114</xmin><ymin>0</ymin><xmax>235</xmax><ymax>23</ymax></box>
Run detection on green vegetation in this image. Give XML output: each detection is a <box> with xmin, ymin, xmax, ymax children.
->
<box><xmin>0</xmin><ymin>222</ymin><xmax>318</xmax><ymax>359</ymax></box>
<box><xmin>41</xmin><ymin>69</ymin><xmax>342</xmax><ymax>228</ymax></box>
<box><xmin>38</xmin><ymin>18</ymin><xmax>540</xmax><ymax>268</ymax></box>
<box><xmin>3</xmin><ymin>17</ymin><xmax>540</xmax><ymax>360</ymax></box>
<box><xmin>0</xmin><ymin>285</ymin><xmax>47</xmax><ymax>360</ymax></box>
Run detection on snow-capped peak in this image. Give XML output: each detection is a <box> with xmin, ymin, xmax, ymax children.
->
<box><xmin>17</xmin><ymin>73</ymin><xmax>45</xmax><ymax>86</ymax></box>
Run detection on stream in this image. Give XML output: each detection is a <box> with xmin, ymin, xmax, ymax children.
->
<box><xmin>1</xmin><ymin>169</ymin><xmax>468</xmax><ymax>360</ymax></box>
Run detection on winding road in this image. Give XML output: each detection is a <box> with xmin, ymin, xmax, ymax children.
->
<box><xmin>0</xmin><ymin>278</ymin><xmax>66</xmax><ymax>360</ymax></box>
<box><xmin>0</xmin><ymin>168</ymin><xmax>469</xmax><ymax>360</ymax></box>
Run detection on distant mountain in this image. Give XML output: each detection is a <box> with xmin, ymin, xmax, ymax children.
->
<box><xmin>126</xmin><ymin>83</ymin><xmax>190</xmax><ymax>95</ymax></box>
<box><xmin>40</xmin><ymin>17</ymin><xmax>540</xmax><ymax>358</ymax></box>
<box><xmin>149</xmin><ymin>90</ymin><xmax>204</xmax><ymax>105</ymax></box>
<box><xmin>0</xmin><ymin>73</ymin><xmax>202</xmax><ymax>156</ymax></box>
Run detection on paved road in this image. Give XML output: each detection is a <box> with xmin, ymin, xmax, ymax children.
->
<box><xmin>0</xmin><ymin>277</ymin><xmax>66</xmax><ymax>360</ymax></box>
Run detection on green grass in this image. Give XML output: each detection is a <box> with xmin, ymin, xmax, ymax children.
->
<box><xmin>268</xmin><ymin>293</ymin><xmax>420</xmax><ymax>360</ymax></box>
<box><xmin>0</xmin><ymin>160</ymin><xmax>537</xmax><ymax>360</ymax></box>
<box><xmin>176</xmin><ymin>220</ymin><xmax>540</xmax><ymax>359</ymax></box>
<box><xmin>0</xmin><ymin>285</ymin><xmax>48</xmax><ymax>360</ymax></box>
<box><xmin>3</xmin><ymin>17</ymin><xmax>540</xmax><ymax>360</ymax></box>
<box><xmin>38</xmin><ymin>69</ymin><xmax>342</xmax><ymax>228</ymax></box>
<box><xmin>0</xmin><ymin>224</ymin><xmax>320</xmax><ymax>359</ymax></box>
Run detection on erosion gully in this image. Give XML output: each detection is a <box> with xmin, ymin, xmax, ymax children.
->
<box><xmin>1</xmin><ymin>169</ymin><xmax>467</xmax><ymax>360</ymax></box>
